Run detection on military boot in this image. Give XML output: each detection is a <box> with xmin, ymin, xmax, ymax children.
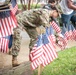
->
<box><xmin>12</xmin><ymin>55</ymin><xmax>20</xmax><ymax>67</ymax></box>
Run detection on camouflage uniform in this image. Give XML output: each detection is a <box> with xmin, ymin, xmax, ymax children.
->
<box><xmin>12</xmin><ymin>8</ymin><xmax>50</xmax><ymax>56</ymax></box>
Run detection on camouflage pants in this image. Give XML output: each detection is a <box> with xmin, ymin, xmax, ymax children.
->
<box><xmin>12</xmin><ymin>26</ymin><xmax>38</xmax><ymax>56</ymax></box>
<box><xmin>11</xmin><ymin>28</ymin><xmax>21</xmax><ymax>56</ymax></box>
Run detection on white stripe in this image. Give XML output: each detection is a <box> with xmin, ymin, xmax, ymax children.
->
<box><xmin>0</xmin><ymin>19</ymin><xmax>5</xmax><ymax>37</ymax></box>
<box><xmin>2</xmin><ymin>19</ymin><xmax>8</xmax><ymax>36</ymax></box>
<box><xmin>31</xmin><ymin>62</ymin><xmax>35</xmax><ymax>70</ymax></box>
<box><xmin>11</xmin><ymin>16</ymin><xmax>16</xmax><ymax>28</ymax></box>
<box><xmin>46</xmin><ymin>44</ymin><xmax>55</xmax><ymax>60</ymax></box>
<box><xmin>48</xmin><ymin>42</ymin><xmax>58</xmax><ymax>58</ymax></box>
<box><xmin>5</xmin><ymin>18</ymin><xmax>11</xmax><ymax>35</ymax></box>
<box><xmin>43</xmin><ymin>45</ymin><xmax>52</xmax><ymax>63</ymax></box>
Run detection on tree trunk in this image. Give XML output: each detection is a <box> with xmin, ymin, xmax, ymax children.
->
<box><xmin>20</xmin><ymin>0</ymin><xmax>27</xmax><ymax>10</ymax></box>
<box><xmin>28</xmin><ymin>0</ymin><xmax>31</xmax><ymax>10</ymax></box>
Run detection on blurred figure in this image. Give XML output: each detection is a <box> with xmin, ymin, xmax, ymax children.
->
<box><xmin>57</xmin><ymin>0</ymin><xmax>76</xmax><ymax>28</ymax></box>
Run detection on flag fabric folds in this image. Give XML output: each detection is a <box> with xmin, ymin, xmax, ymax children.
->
<box><xmin>51</xmin><ymin>21</ymin><xmax>61</xmax><ymax>33</ymax></box>
<box><xmin>0</xmin><ymin>0</ymin><xmax>18</xmax><ymax>53</ymax></box>
<box><xmin>29</xmin><ymin>21</ymin><xmax>76</xmax><ymax>70</ymax></box>
<box><xmin>47</xmin><ymin>26</ymin><xmax>56</xmax><ymax>48</ymax></box>
<box><xmin>30</xmin><ymin>35</ymin><xmax>44</xmax><ymax>70</ymax></box>
<box><xmin>0</xmin><ymin>0</ymin><xmax>18</xmax><ymax>38</ymax></box>
<box><xmin>0</xmin><ymin>37</ymin><xmax>9</xmax><ymax>53</ymax></box>
<box><xmin>30</xmin><ymin>27</ymin><xmax>58</xmax><ymax>70</ymax></box>
<box><xmin>42</xmin><ymin>33</ymin><xmax>58</xmax><ymax>66</ymax></box>
<box><xmin>57</xmin><ymin>25</ymin><xmax>68</xmax><ymax>50</ymax></box>
<box><xmin>0</xmin><ymin>14</ymin><xmax>17</xmax><ymax>37</ymax></box>
<box><xmin>10</xmin><ymin>0</ymin><xmax>18</xmax><ymax>15</ymax></box>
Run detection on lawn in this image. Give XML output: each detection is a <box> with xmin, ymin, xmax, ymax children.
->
<box><xmin>33</xmin><ymin>47</ymin><xmax>76</xmax><ymax>75</ymax></box>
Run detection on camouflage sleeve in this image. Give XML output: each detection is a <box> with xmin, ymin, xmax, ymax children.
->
<box><xmin>16</xmin><ymin>10</ymin><xmax>38</xmax><ymax>28</ymax></box>
<box><xmin>39</xmin><ymin>9</ymin><xmax>50</xmax><ymax>27</ymax></box>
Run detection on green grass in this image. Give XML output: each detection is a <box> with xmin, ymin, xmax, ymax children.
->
<box><xmin>18</xmin><ymin>4</ymin><xmax>41</xmax><ymax>9</ymax></box>
<box><xmin>33</xmin><ymin>47</ymin><xmax>76</xmax><ymax>75</ymax></box>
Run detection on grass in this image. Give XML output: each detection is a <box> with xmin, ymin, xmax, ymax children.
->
<box><xmin>33</xmin><ymin>47</ymin><xmax>76</xmax><ymax>75</ymax></box>
<box><xmin>18</xmin><ymin>4</ymin><xmax>41</xmax><ymax>9</ymax></box>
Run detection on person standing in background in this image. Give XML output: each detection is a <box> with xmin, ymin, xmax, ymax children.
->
<box><xmin>43</xmin><ymin>0</ymin><xmax>60</xmax><ymax>25</ymax></box>
<box><xmin>57</xmin><ymin>0</ymin><xmax>76</xmax><ymax>28</ymax></box>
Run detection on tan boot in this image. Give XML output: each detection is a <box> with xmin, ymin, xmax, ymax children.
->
<box><xmin>12</xmin><ymin>56</ymin><xmax>20</xmax><ymax>67</ymax></box>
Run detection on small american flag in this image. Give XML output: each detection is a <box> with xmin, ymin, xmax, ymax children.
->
<box><xmin>30</xmin><ymin>35</ymin><xmax>44</xmax><ymax>70</ymax></box>
<box><xmin>10</xmin><ymin>0</ymin><xmax>18</xmax><ymax>15</ymax></box>
<box><xmin>0</xmin><ymin>0</ymin><xmax>18</xmax><ymax>37</ymax></box>
<box><xmin>48</xmin><ymin>26</ymin><xmax>56</xmax><ymax>48</ymax></box>
<box><xmin>51</xmin><ymin>21</ymin><xmax>61</xmax><ymax>33</ymax></box>
<box><xmin>42</xmin><ymin>33</ymin><xmax>58</xmax><ymax>66</ymax></box>
<box><xmin>0</xmin><ymin>38</ymin><xmax>9</xmax><ymax>53</ymax></box>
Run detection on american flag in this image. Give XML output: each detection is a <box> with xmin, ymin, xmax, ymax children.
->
<box><xmin>0</xmin><ymin>0</ymin><xmax>18</xmax><ymax>37</ymax></box>
<box><xmin>51</xmin><ymin>21</ymin><xmax>61</xmax><ymax>33</ymax></box>
<box><xmin>30</xmin><ymin>32</ymin><xmax>58</xmax><ymax>70</ymax></box>
<box><xmin>42</xmin><ymin>33</ymin><xmax>58</xmax><ymax>66</ymax></box>
<box><xmin>10</xmin><ymin>0</ymin><xmax>18</xmax><ymax>15</ymax></box>
<box><xmin>30</xmin><ymin>35</ymin><xmax>44</xmax><ymax>70</ymax></box>
<box><xmin>0</xmin><ymin>38</ymin><xmax>9</xmax><ymax>53</ymax></box>
<box><xmin>49</xmin><ymin>26</ymin><xmax>56</xmax><ymax>46</ymax></box>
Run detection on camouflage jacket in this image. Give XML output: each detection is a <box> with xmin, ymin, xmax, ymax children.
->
<box><xmin>16</xmin><ymin>8</ymin><xmax>50</xmax><ymax>28</ymax></box>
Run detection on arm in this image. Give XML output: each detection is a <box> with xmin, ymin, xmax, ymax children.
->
<box><xmin>67</xmin><ymin>0</ymin><xmax>76</xmax><ymax>10</ymax></box>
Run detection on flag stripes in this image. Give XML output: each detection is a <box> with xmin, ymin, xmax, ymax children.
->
<box><xmin>51</xmin><ymin>21</ymin><xmax>61</xmax><ymax>33</ymax></box>
<box><xmin>10</xmin><ymin>0</ymin><xmax>18</xmax><ymax>15</ymax></box>
<box><xmin>29</xmin><ymin>22</ymin><xmax>76</xmax><ymax>70</ymax></box>
<box><xmin>0</xmin><ymin>38</ymin><xmax>9</xmax><ymax>53</ymax></box>
<box><xmin>30</xmin><ymin>33</ymin><xmax>58</xmax><ymax>70</ymax></box>
<box><xmin>10</xmin><ymin>4</ymin><xmax>18</xmax><ymax>15</ymax></box>
<box><xmin>0</xmin><ymin>15</ymin><xmax>17</xmax><ymax>37</ymax></box>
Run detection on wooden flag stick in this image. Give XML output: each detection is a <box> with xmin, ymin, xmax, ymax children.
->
<box><xmin>38</xmin><ymin>65</ymin><xmax>44</xmax><ymax>75</ymax></box>
<box><xmin>38</xmin><ymin>65</ymin><xmax>41</xmax><ymax>75</ymax></box>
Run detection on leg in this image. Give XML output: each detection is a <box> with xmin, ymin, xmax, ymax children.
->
<box><xmin>61</xmin><ymin>14</ymin><xmax>71</xmax><ymax>27</ymax></box>
<box><xmin>8</xmin><ymin>35</ymin><xmax>13</xmax><ymax>54</ymax></box>
<box><xmin>8</xmin><ymin>35</ymin><xmax>13</xmax><ymax>49</ymax></box>
<box><xmin>25</xmin><ymin>27</ymin><xmax>38</xmax><ymax>52</ymax></box>
<box><xmin>71</xmin><ymin>15</ymin><xmax>76</xmax><ymax>28</ymax></box>
<box><xmin>11</xmin><ymin>27</ymin><xmax>21</xmax><ymax>67</ymax></box>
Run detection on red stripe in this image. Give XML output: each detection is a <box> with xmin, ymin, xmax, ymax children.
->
<box><xmin>0</xmin><ymin>38</ymin><xmax>9</xmax><ymax>53</ymax></box>
<box><xmin>51</xmin><ymin>21</ymin><xmax>61</xmax><ymax>33</ymax></box>
<box><xmin>10</xmin><ymin>4</ymin><xmax>18</xmax><ymax>15</ymax></box>
<box><xmin>1</xmin><ymin>19</ymin><xmax>6</xmax><ymax>37</ymax></box>
<box><xmin>43</xmin><ymin>45</ymin><xmax>53</xmax><ymax>64</ymax></box>
<box><xmin>7</xmin><ymin>17</ymin><xmax>12</xmax><ymax>35</ymax></box>
<box><xmin>0</xmin><ymin>14</ymin><xmax>17</xmax><ymax>37</ymax></box>
<box><xmin>4</xmin><ymin>18</ymin><xmax>10</xmax><ymax>36</ymax></box>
